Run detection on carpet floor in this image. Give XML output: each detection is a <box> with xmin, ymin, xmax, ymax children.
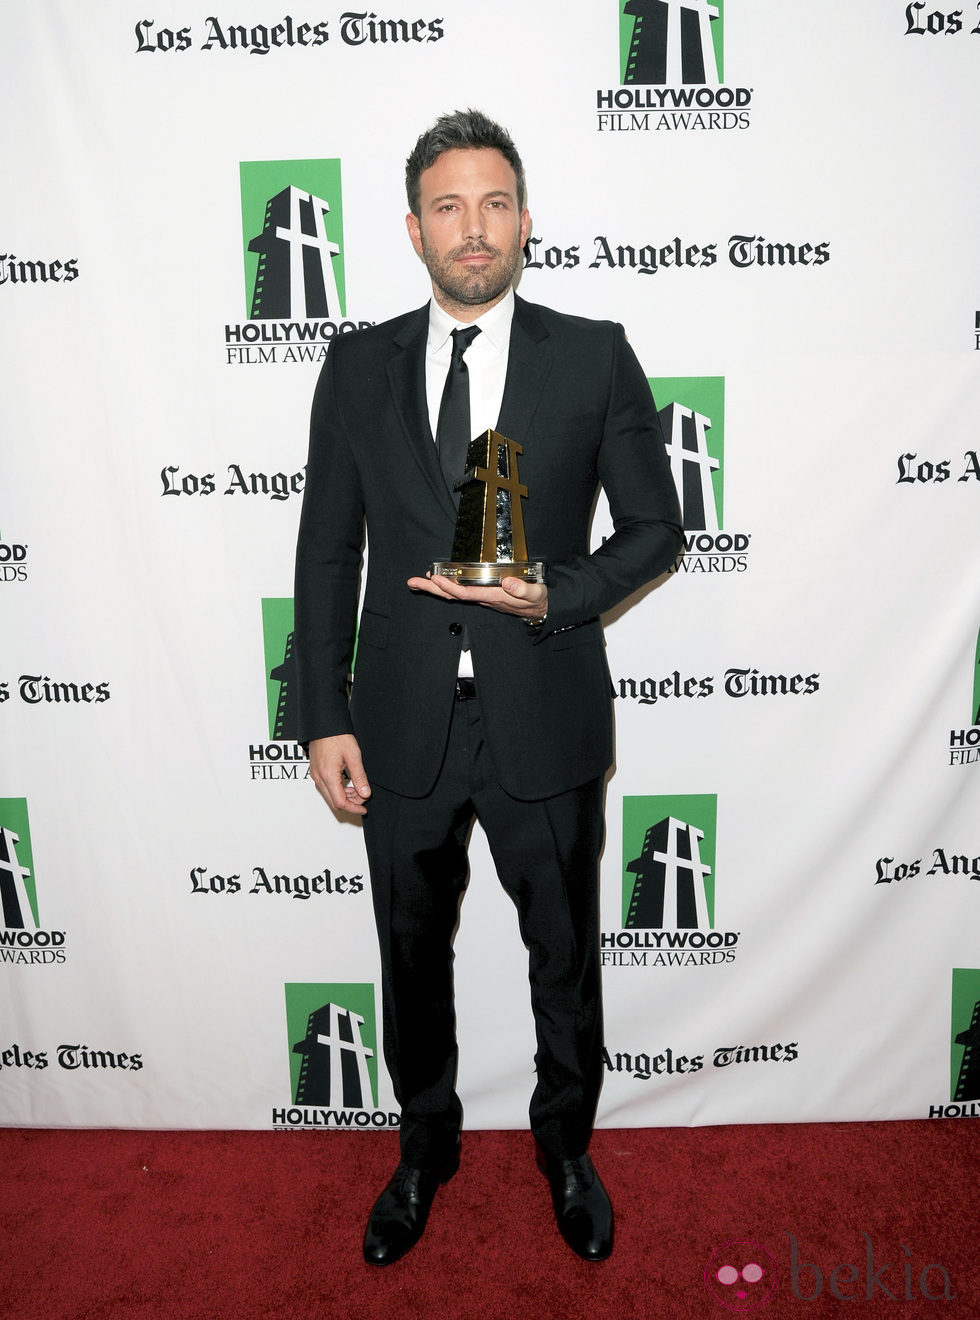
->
<box><xmin>1</xmin><ymin>1120</ymin><xmax>976</xmax><ymax>1319</ymax></box>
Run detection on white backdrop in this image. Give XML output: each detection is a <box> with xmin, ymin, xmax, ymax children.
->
<box><xmin>2</xmin><ymin>1</ymin><xmax>979</xmax><ymax>1132</ymax></box>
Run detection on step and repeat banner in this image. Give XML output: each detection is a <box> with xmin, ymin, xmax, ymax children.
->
<box><xmin>2</xmin><ymin>2</ymin><xmax>978</xmax><ymax>1133</ymax></box>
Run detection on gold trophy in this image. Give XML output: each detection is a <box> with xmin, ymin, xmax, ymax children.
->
<box><xmin>431</xmin><ymin>429</ymin><xmax>546</xmax><ymax>584</ymax></box>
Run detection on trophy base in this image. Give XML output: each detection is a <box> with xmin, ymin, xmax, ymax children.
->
<box><xmin>430</xmin><ymin>560</ymin><xmax>546</xmax><ymax>585</ymax></box>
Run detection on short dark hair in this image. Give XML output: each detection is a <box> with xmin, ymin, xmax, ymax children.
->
<box><xmin>405</xmin><ymin>109</ymin><xmax>526</xmax><ymax>216</ymax></box>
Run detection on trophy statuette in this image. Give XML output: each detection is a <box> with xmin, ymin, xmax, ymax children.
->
<box><xmin>431</xmin><ymin>428</ymin><xmax>546</xmax><ymax>585</ymax></box>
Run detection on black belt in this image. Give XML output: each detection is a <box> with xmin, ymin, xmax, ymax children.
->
<box><xmin>455</xmin><ymin>677</ymin><xmax>477</xmax><ymax>701</ymax></box>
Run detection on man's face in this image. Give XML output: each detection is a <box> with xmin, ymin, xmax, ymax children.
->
<box><xmin>406</xmin><ymin>147</ymin><xmax>531</xmax><ymax>320</ymax></box>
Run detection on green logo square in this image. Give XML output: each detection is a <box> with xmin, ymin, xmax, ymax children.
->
<box><xmin>240</xmin><ymin>160</ymin><xmax>346</xmax><ymax>319</ymax></box>
<box><xmin>285</xmin><ymin>983</ymin><xmax>379</xmax><ymax>1110</ymax></box>
<box><xmin>650</xmin><ymin>376</ymin><xmax>725</xmax><ymax>528</ymax></box>
<box><xmin>622</xmin><ymin>794</ymin><xmax>717</xmax><ymax>928</ymax></box>
<box><xmin>0</xmin><ymin>798</ymin><xmax>38</xmax><ymax>928</ymax></box>
<box><xmin>619</xmin><ymin>0</ymin><xmax>725</xmax><ymax>85</ymax></box>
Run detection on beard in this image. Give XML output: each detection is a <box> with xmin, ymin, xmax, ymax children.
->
<box><xmin>420</xmin><ymin>232</ymin><xmax>523</xmax><ymax>311</ymax></box>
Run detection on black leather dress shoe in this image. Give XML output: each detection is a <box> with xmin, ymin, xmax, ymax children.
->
<box><xmin>537</xmin><ymin>1150</ymin><xmax>614</xmax><ymax>1261</ymax></box>
<box><xmin>362</xmin><ymin>1155</ymin><xmax>458</xmax><ymax>1266</ymax></box>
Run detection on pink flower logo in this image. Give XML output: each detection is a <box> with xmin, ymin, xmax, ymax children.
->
<box><xmin>705</xmin><ymin>1240</ymin><xmax>779</xmax><ymax>1310</ymax></box>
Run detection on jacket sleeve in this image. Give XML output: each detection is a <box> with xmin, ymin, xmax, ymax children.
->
<box><xmin>292</xmin><ymin>343</ymin><xmax>365</xmax><ymax>742</ymax></box>
<box><xmin>537</xmin><ymin>324</ymin><xmax>683</xmax><ymax>637</ymax></box>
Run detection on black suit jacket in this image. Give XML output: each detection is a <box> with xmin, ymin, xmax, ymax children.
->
<box><xmin>294</xmin><ymin>295</ymin><xmax>682</xmax><ymax>800</ymax></box>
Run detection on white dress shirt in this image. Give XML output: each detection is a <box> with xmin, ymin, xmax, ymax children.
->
<box><xmin>424</xmin><ymin>288</ymin><xmax>515</xmax><ymax>676</ymax></box>
<box><xmin>424</xmin><ymin>287</ymin><xmax>514</xmax><ymax>446</ymax></box>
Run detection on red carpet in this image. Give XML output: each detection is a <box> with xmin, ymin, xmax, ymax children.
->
<box><xmin>1</xmin><ymin>1121</ymin><xmax>976</xmax><ymax>1319</ymax></box>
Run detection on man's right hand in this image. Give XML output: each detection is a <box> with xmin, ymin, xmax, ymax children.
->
<box><xmin>308</xmin><ymin>735</ymin><xmax>372</xmax><ymax>816</ymax></box>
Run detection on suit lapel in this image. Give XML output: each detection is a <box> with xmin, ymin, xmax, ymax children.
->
<box><xmin>496</xmin><ymin>296</ymin><xmax>553</xmax><ymax>443</ymax></box>
<box><xmin>386</xmin><ymin>305</ymin><xmax>458</xmax><ymax>522</ymax></box>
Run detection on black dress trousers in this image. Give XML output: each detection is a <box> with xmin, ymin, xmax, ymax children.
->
<box><xmin>362</xmin><ymin>686</ymin><xmax>605</xmax><ymax>1167</ymax></box>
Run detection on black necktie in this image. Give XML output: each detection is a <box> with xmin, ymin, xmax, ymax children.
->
<box><xmin>436</xmin><ymin>325</ymin><xmax>481</xmax><ymax>498</ymax></box>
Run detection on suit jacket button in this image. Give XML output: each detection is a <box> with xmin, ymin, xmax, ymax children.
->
<box><xmin>449</xmin><ymin>622</ymin><xmax>463</xmax><ymax>636</ymax></box>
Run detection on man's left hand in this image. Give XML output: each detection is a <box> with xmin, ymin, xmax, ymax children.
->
<box><xmin>407</xmin><ymin>573</ymin><xmax>548</xmax><ymax>621</ymax></box>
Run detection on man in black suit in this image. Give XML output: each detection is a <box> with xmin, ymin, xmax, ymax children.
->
<box><xmin>294</xmin><ymin>109</ymin><xmax>682</xmax><ymax>1265</ymax></box>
